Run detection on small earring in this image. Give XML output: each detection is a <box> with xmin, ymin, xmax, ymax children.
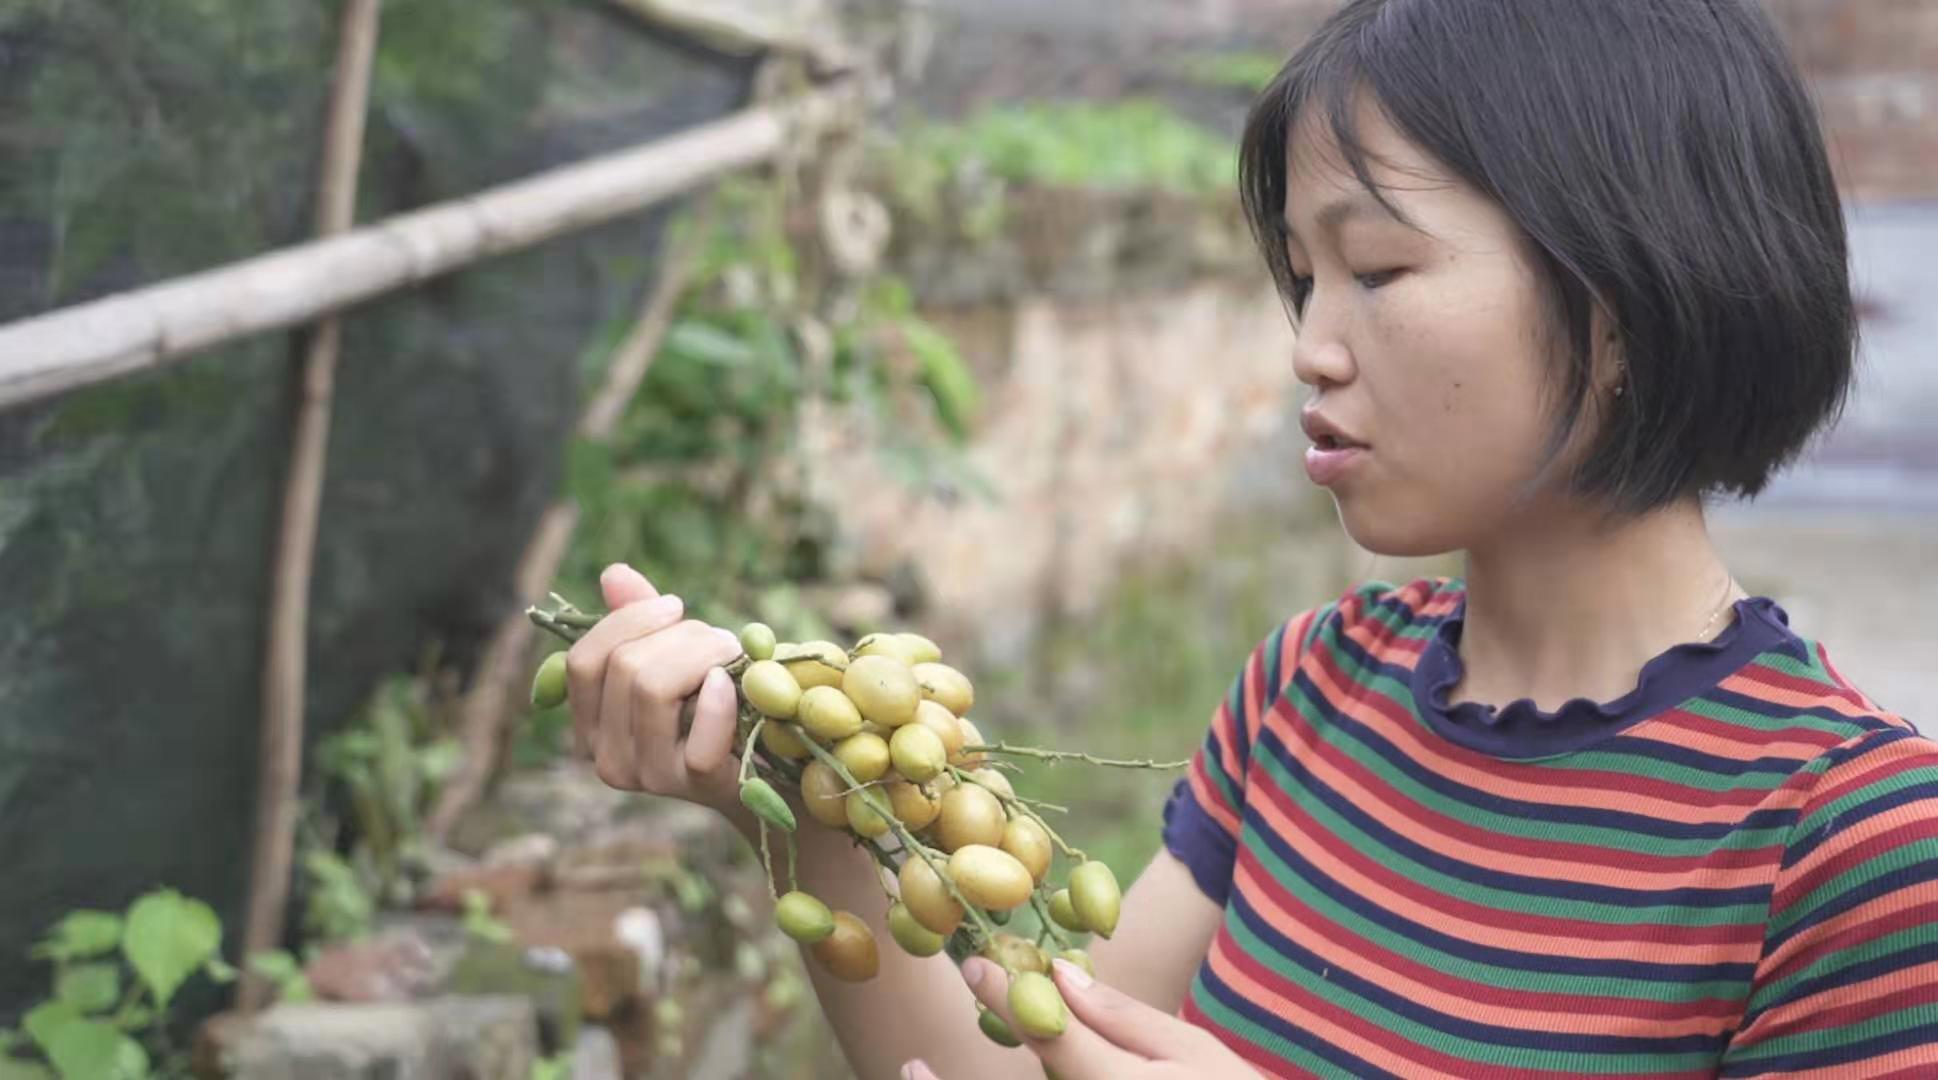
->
<box><xmin>1612</xmin><ymin>359</ymin><xmax>1626</xmax><ymax>398</ymax></box>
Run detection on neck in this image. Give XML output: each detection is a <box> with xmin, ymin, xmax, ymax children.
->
<box><xmin>1450</xmin><ymin>497</ymin><xmax>1742</xmax><ymax>712</ymax></box>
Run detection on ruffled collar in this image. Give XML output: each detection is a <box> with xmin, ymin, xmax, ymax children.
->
<box><xmin>1409</xmin><ymin>591</ymin><xmax>1800</xmax><ymax>760</ymax></box>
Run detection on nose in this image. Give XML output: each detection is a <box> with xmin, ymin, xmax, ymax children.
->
<box><xmin>1290</xmin><ymin>314</ymin><xmax>1355</xmax><ymax>390</ymax></box>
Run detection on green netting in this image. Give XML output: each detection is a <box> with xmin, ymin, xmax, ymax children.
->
<box><xmin>0</xmin><ymin>0</ymin><xmax>754</xmax><ymax>1016</ymax></box>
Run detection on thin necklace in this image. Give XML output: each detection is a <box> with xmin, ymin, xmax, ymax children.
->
<box><xmin>1695</xmin><ymin>573</ymin><xmax>1743</xmax><ymax>643</ymax></box>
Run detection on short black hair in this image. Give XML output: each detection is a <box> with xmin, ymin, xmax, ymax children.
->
<box><xmin>1239</xmin><ymin>0</ymin><xmax>1857</xmax><ymax>513</ymax></box>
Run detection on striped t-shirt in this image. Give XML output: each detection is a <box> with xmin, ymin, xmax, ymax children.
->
<box><xmin>1162</xmin><ymin>577</ymin><xmax>1938</xmax><ymax>1078</ymax></box>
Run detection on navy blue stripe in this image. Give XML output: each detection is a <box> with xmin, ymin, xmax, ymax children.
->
<box><xmin>1785</xmin><ymin>778</ymin><xmax>1938</xmax><ymax>870</ymax></box>
<box><xmin>1257</xmin><ymin>723</ymin><xmax>1773</xmax><ymax>910</ymax></box>
<box><xmin>1598</xmin><ymin>735</ymin><xmax>1811</xmax><ymax>779</ymax></box>
<box><xmin>1718</xmin><ymin>1019</ymin><xmax>1938</xmax><ymax>1076</ymax></box>
<box><xmin>1747</xmin><ymin>937</ymin><xmax>1938</xmax><ymax>1029</ymax></box>
<box><xmin>1228</xmin><ymin>892</ymin><xmax>1734</xmax><ymax>1056</ymax></box>
<box><xmin>1197</xmin><ymin>964</ymin><xmax>1401</xmax><ymax>1080</ymax></box>
<box><xmin>1162</xmin><ymin>777</ymin><xmax>1236</xmax><ymax>906</ymax></box>
<box><xmin>1703</xmin><ymin>685</ymin><xmax>1905</xmax><ymax>742</ymax></box>
<box><xmin>1239</xmin><ymin>799</ymin><xmax>1758</xmax><ymax>984</ymax></box>
<box><xmin>1765</xmin><ymin>855</ymin><xmax>1938</xmax><ymax>957</ymax></box>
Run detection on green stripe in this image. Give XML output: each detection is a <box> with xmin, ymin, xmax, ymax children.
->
<box><xmin>1750</xmin><ymin>924</ymin><xmax>1938</xmax><ymax>1009</ymax></box>
<box><xmin>1190</xmin><ymin>972</ymin><xmax>1366</xmax><ymax>1079</ymax></box>
<box><xmin>1223</xmin><ymin>911</ymin><xmax>1720</xmax><ymax>1073</ymax></box>
<box><xmin>1723</xmin><ymin>993</ymin><xmax>1938</xmax><ymax>1065</ymax></box>
<box><xmin>1236</xmin><ymin>811</ymin><xmax>1750</xmax><ymax>1000</ymax></box>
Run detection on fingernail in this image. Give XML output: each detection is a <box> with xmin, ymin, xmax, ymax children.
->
<box><xmin>902</xmin><ymin>1061</ymin><xmax>933</xmax><ymax>1080</ymax></box>
<box><xmin>961</xmin><ymin>957</ymin><xmax>989</xmax><ymax>989</ymax></box>
<box><xmin>1052</xmin><ymin>957</ymin><xmax>1092</xmax><ymax>988</ymax></box>
<box><xmin>717</xmin><ymin>627</ymin><xmax>744</xmax><ymax>652</ymax></box>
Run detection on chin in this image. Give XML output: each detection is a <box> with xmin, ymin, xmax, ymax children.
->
<box><xmin>1333</xmin><ymin>493</ymin><xmax>1465</xmax><ymax>560</ymax></box>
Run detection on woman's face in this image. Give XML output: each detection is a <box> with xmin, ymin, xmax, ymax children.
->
<box><xmin>1283</xmin><ymin>95</ymin><xmax>1606</xmax><ymax>557</ymax></box>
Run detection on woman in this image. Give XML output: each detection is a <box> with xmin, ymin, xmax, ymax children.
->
<box><xmin>566</xmin><ymin>1</ymin><xmax>1938</xmax><ymax>1076</ymax></box>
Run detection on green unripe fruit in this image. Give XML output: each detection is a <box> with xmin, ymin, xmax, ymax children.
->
<box><xmin>845</xmin><ymin>788</ymin><xmax>893</xmax><ymax>839</ymax></box>
<box><xmin>739</xmin><ymin>777</ymin><xmax>796</xmax><ymax>832</ymax></box>
<box><xmin>738</xmin><ymin>622</ymin><xmax>777</xmax><ymax>661</ymax></box>
<box><xmin>530</xmin><ymin>651</ymin><xmax>568</xmax><ymax>710</ymax></box>
<box><xmin>774</xmin><ymin>891</ymin><xmax>834</xmax><ymax>944</ymax></box>
<box><xmin>887</xmin><ymin>901</ymin><xmax>946</xmax><ymax>957</ymax></box>
<box><xmin>1008</xmin><ymin>971</ymin><xmax>1067</xmax><ymax>1039</ymax></box>
<box><xmin>1048</xmin><ymin>889</ymin><xmax>1084</xmax><ymax>933</ymax></box>
<box><xmin>1057</xmin><ymin>948</ymin><xmax>1095</xmax><ymax>977</ymax></box>
<box><xmin>1069</xmin><ymin>860</ymin><xmax>1122</xmax><ymax>939</ymax></box>
<box><xmin>742</xmin><ymin>660</ymin><xmax>802</xmax><ymax>719</ymax></box>
<box><xmin>977</xmin><ymin>1006</ymin><xmax>1022</xmax><ymax>1048</ymax></box>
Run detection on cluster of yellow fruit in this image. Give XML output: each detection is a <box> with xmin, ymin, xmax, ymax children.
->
<box><xmin>529</xmin><ymin>614</ymin><xmax>1128</xmax><ymax>1047</ymax></box>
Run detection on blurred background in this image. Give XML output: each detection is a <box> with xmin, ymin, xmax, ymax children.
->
<box><xmin>0</xmin><ymin>0</ymin><xmax>1931</xmax><ymax>1076</ymax></box>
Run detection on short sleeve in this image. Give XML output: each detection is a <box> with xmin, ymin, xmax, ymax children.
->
<box><xmin>1720</xmin><ymin>727</ymin><xmax>1938</xmax><ymax>1077</ymax></box>
<box><xmin>1162</xmin><ymin>604</ymin><xmax>1325</xmax><ymax>905</ymax></box>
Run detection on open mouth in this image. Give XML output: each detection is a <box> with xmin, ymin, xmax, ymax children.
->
<box><xmin>1312</xmin><ymin>434</ymin><xmax>1364</xmax><ymax>451</ymax></box>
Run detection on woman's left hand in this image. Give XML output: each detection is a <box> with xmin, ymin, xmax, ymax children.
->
<box><xmin>901</xmin><ymin>956</ymin><xmax>1260</xmax><ymax>1080</ymax></box>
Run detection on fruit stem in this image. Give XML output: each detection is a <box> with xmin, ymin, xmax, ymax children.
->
<box><xmin>1030</xmin><ymin>889</ymin><xmax>1073</xmax><ymax>952</ymax></box>
<box><xmin>799</xmin><ymin>736</ymin><xmax>997</xmax><ymax>947</ymax></box>
<box><xmin>950</xmin><ymin>765</ymin><xmax>1087</xmax><ymax>863</ymax></box>
<box><xmin>963</xmin><ymin>742</ymin><xmax>1190</xmax><ymax>770</ymax></box>
<box><xmin>758</xmin><ymin>822</ymin><xmax>778</xmax><ymax>902</ymax></box>
<box><xmin>740</xmin><ymin>719</ymin><xmax>767</xmax><ymax>785</ymax></box>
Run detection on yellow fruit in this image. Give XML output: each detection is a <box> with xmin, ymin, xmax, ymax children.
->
<box><xmin>799</xmin><ymin>761</ymin><xmax>850</xmax><ymax>828</ymax></box>
<box><xmin>887</xmin><ymin>902</ymin><xmax>946</xmax><ymax>957</ymax></box>
<box><xmin>986</xmin><ymin>932</ymin><xmax>1049</xmax><ymax>975</ymax></box>
<box><xmin>1000</xmin><ymin>818</ymin><xmax>1052</xmax><ymax>883</ymax></box>
<box><xmin>914</xmin><ymin>700</ymin><xmax>965</xmax><ymax>758</ymax></box>
<box><xmin>774</xmin><ymin>891</ymin><xmax>834</xmax><ymax>943</ymax></box>
<box><xmin>855</xmin><ymin>632</ymin><xmax>921</xmax><ymax>666</ymax></box>
<box><xmin>798</xmin><ymin>685</ymin><xmax>864</xmax><ymax>741</ymax></box>
<box><xmin>1009</xmin><ymin>971</ymin><xmax>1067</xmax><ymax>1039</ymax></box>
<box><xmin>896</xmin><ymin>633</ymin><xmax>943</xmax><ymax>664</ymax></box>
<box><xmin>777</xmin><ymin>641</ymin><xmax>847</xmax><ymax>690</ymax></box>
<box><xmin>886</xmin><ymin>780</ymin><xmax>941</xmax><ymax>831</ymax></box>
<box><xmin>936</xmin><ymin>784</ymin><xmax>1006</xmax><ymax>852</ymax></box>
<box><xmin>947</xmin><ymin>845</ymin><xmax>1033</xmax><ymax>911</ymax></box>
<box><xmin>954</xmin><ymin>718</ymin><xmax>988</xmax><ymax>767</ymax></box>
<box><xmin>811</xmin><ymin>911</ymin><xmax>879</xmax><ymax>982</ymax></box>
<box><xmin>1069</xmin><ymin>860</ymin><xmax>1122</xmax><ymax>939</ymax></box>
<box><xmin>845</xmin><ymin>788</ymin><xmax>893</xmax><ymax>839</ymax></box>
<box><xmin>897</xmin><ymin>856</ymin><xmax>963</xmax><ymax>936</ymax></box>
<box><xmin>913</xmin><ymin>662</ymin><xmax>974</xmax><ymax>717</ymax></box>
<box><xmin>738</xmin><ymin>622</ymin><xmax>777</xmax><ymax>661</ymax></box>
<box><xmin>889</xmin><ymin>723</ymin><xmax>947</xmax><ymax>783</ymax></box>
<box><xmin>1048</xmin><ymin>889</ymin><xmax>1084</xmax><ymax>933</ymax></box>
<box><xmin>833</xmin><ymin>731</ymin><xmax>890</xmax><ymax>783</ymax></box>
<box><xmin>969</xmin><ymin>767</ymin><xmax>1014</xmax><ymax>801</ymax></box>
<box><xmin>842</xmin><ymin>655</ymin><xmax>920</xmax><ymax>728</ymax></box>
<box><xmin>760</xmin><ymin>721</ymin><xmax>813</xmax><ymax>760</ymax></box>
<box><xmin>742</xmin><ymin>660</ymin><xmax>802</xmax><ymax>719</ymax></box>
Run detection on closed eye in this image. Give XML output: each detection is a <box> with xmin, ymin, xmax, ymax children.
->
<box><xmin>1286</xmin><ymin>269</ymin><xmax>1402</xmax><ymax>314</ymax></box>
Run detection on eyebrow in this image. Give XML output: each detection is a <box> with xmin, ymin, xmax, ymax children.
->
<box><xmin>1281</xmin><ymin>195</ymin><xmax>1402</xmax><ymax>243</ymax></box>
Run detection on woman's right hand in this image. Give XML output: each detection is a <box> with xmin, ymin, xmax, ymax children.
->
<box><xmin>564</xmin><ymin>563</ymin><xmax>748</xmax><ymax>815</ymax></box>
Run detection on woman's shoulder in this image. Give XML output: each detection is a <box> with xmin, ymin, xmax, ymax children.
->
<box><xmin>1268</xmin><ymin>576</ymin><xmax>1463</xmax><ymax>666</ymax></box>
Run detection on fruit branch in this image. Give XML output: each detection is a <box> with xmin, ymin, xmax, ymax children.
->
<box><xmin>964</xmin><ymin>742</ymin><xmax>1190</xmax><ymax>770</ymax></box>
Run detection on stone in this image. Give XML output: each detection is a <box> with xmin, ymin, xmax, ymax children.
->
<box><xmin>306</xmin><ymin>932</ymin><xmax>437</xmax><ymax>1003</ymax></box>
<box><xmin>572</xmin><ymin>1026</ymin><xmax>623</xmax><ymax>1080</ymax></box>
<box><xmin>215</xmin><ymin>996</ymin><xmax>537</xmax><ymax>1080</ymax></box>
<box><xmin>418</xmin><ymin>862</ymin><xmax>546</xmax><ymax>914</ymax></box>
<box><xmin>482</xmin><ymin>831</ymin><xmax>560</xmax><ymax>869</ymax></box>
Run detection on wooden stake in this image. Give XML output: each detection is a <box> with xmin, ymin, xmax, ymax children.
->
<box><xmin>238</xmin><ymin>0</ymin><xmax>382</xmax><ymax>1013</ymax></box>
<box><xmin>0</xmin><ymin>81</ymin><xmax>855</xmax><ymax>409</ymax></box>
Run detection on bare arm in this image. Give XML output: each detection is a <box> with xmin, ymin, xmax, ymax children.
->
<box><xmin>1085</xmin><ymin>847</ymin><xmax>1224</xmax><ymax>1015</ymax></box>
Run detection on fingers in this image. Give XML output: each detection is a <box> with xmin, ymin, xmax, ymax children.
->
<box><xmin>599</xmin><ymin>562</ymin><xmax>659</xmax><ymax>609</ymax></box>
<box><xmin>1050</xmin><ymin>959</ymin><xmax>1212</xmax><ymax>1062</ymax></box>
<box><xmin>683</xmin><ymin>666</ymin><xmax>742</xmax><ymax>793</ymax></box>
<box><xmin>901</xmin><ymin>1061</ymin><xmax>942</xmax><ymax>1080</ymax></box>
<box><xmin>620</xmin><ymin>623</ymin><xmax>744</xmax><ymax>773</ymax></box>
<box><xmin>565</xmin><ymin>593</ymin><xmax>684</xmax><ymax>753</ymax></box>
<box><xmin>960</xmin><ymin>957</ymin><xmax>1143</xmax><ymax>1080</ymax></box>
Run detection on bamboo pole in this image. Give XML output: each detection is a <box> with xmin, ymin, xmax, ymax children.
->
<box><xmin>0</xmin><ymin>80</ymin><xmax>855</xmax><ymax>410</ymax></box>
<box><xmin>422</xmin><ymin>195</ymin><xmax>713</xmax><ymax>841</ymax></box>
<box><xmin>238</xmin><ymin>0</ymin><xmax>382</xmax><ymax>1014</ymax></box>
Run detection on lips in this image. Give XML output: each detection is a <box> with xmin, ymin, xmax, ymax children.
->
<box><xmin>1299</xmin><ymin>409</ymin><xmax>1367</xmax><ymax>451</ymax></box>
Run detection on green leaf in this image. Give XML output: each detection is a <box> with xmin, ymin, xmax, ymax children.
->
<box><xmin>42</xmin><ymin>1019</ymin><xmax>144</xmax><ymax>1080</ymax></box>
<box><xmin>663</xmin><ymin>320</ymin><xmax>755</xmax><ymax>367</ymax></box>
<box><xmin>902</xmin><ymin>317</ymin><xmax>981</xmax><ymax>439</ymax></box>
<box><xmin>203</xmin><ymin>957</ymin><xmax>239</xmax><ymax>985</ymax></box>
<box><xmin>121</xmin><ymin>889</ymin><xmax>221</xmax><ymax>1010</ymax></box>
<box><xmin>22</xmin><ymin>1003</ymin><xmax>81</xmax><ymax>1055</ymax></box>
<box><xmin>0</xmin><ymin>1058</ymin><xmax>55</xmax><ymax>1080</ymax></box>
<box><xmin>246</xmin><ymin>952</ymin><xmax>314</xmax><ymax>1003</ymax></box>
<box><xmin>54</xmin><ymin>964</ymin><xmax>118</xmax><ymax>1015</ymax></box>
<box><xmin>30</xmin><ymin>912</ymin><xmax>123</xmax><ymax>963</ymax></box>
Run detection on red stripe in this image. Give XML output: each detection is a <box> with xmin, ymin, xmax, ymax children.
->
<box><xmin>1217</xmin><ymin>931</ymin><xmax>1718</xmax><ymax>1080</ymax></box>
<box><xmin>1245</xmin><ymin>762</ymin><xmax>1763</xmax><ymax>949</ymax></box>
<box><xmin>1739</xmin><ymin>660</ymin><xmax>1870</xmax><ymax>710</ymax></box>
<box><xmin>1760</xmin><ymin>900</ymin><xmax>1938</xmax><ymax>989</ymax></box>
<box><xmin>1655</xmin><ymin>708</ymin><xmax>1850</xmax><ymax>754</ymax></box>
<box><xmin>1181</xmin><ymin>993</ymin><xmax>1324</xmax><ymax>1079</ymax></box>
<box><xmin>1747</xmin><ymin>977</ymin><xmax>1938</xmax><ymax>1045</ymax></box>
<box><xmin>1797</xmin><ymin>742</ymin><xmax>1938</xmax><ymax>821</ymax></box>
<box><xmin>1280</xmin><ymin>700</ymin><xmax>1789</xmax><ymax>877</ymax></box>
<box><xmin>1774</xmin><ymin>816</ymin><xmax>1938</xmax><ymax>914</ymax></box>
<box><xmin>1235</xmin><ymin>845</ymin><xmax>1746</xmax><ymax>1022</ymax></box>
